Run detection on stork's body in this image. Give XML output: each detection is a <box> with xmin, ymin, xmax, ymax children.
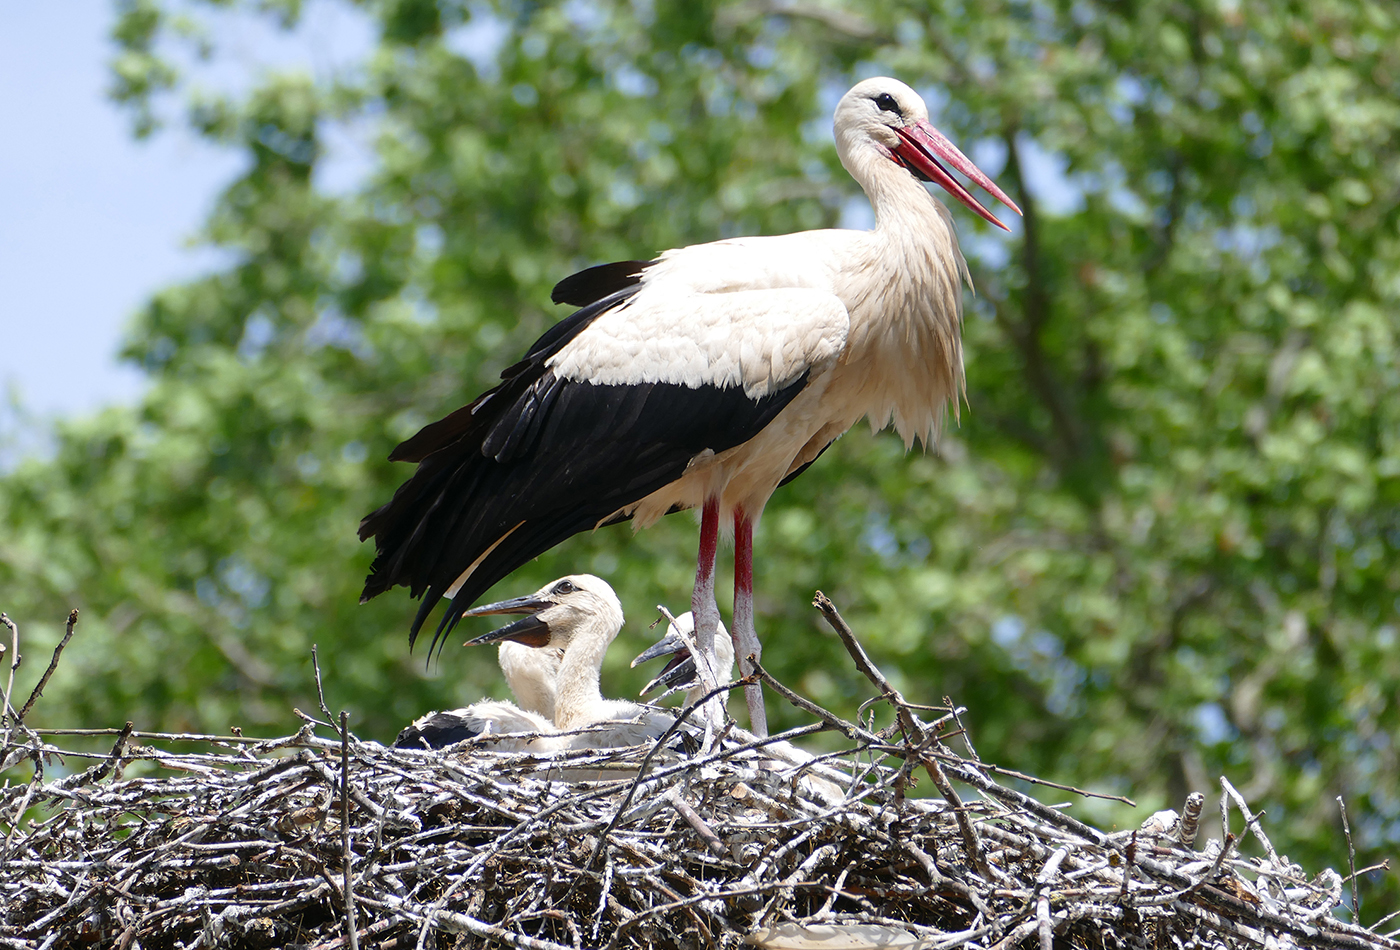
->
<box><xmin>361</xmin><ymin>78</ymin><xmax>1020</xmax><ymax>736</ymax></box>
<box><xmin>393</xmin><ymin>701</ymin><xmax>554</xmax><ymax>751</ymax></box>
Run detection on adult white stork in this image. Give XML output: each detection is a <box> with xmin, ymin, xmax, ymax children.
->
<box><xmin>360</xmin><ymin>77</ymin><xmax>1020</xmax><ymax>737</ymax></box>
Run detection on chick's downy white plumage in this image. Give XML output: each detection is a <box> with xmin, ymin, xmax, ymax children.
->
<box><xmin>394</xmin><ymin>575</ymin><xmax>676</xmax><ymax>752</ymax></box>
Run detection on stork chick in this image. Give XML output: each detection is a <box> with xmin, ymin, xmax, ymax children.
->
<box><xmin>632</xmin><ymin>611</ymin><xmax>734</xmax><ymax>706</ymax></box>
<box><xmin>397</xmin><ymin>575</ymin><xmax>678</xmax><ymax>752</ymax></box>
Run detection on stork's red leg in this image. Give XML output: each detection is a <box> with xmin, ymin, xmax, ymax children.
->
<box><xmin>691</xmin><ymin>497</ymin><xmax>725</xmax><ymax>726</ymax></box>
<box><xmin>732</xmin><ymin>509</ymin><xmax>769</xmax><ymax>736</ymax></box>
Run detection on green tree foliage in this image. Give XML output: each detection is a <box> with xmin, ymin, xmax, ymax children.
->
<box><xmin>2</xmin><ymin>0</ymin><xmax>1397</xmax><ymax>913</ymax></box>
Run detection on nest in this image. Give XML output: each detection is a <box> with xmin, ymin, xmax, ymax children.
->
<box><xmin>1</xmin><ymin>601</ymin><xmax>1396</xmax><ymax>950</ymax></box>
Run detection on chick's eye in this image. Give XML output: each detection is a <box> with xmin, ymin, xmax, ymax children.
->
<box><xmin>874</xmin><ymin>93</ymin><xmax>900</xmax><ymax>114</ymax></box>
<box><xmin>553</xmin><ymin>580</ymin><xmax>576</xmax><ymax>594</ymax></box>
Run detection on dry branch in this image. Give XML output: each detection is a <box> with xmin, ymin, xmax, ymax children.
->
<box><xmin>0</xmin><ymin>601</ymin><xmax>1392</xmax><ymax>950</ymax></box>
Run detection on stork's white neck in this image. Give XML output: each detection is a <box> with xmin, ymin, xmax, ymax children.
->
<box><xmin>823</xmin><ymin>144</ymin><xmax>969</xmax><ymax>447</ymax></box>
<box><xmin>841</xmin><ymin>135</ymin><xmax>969</xmax><ymax>282</ymax></box>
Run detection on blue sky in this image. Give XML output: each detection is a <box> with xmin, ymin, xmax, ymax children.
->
<box><xmin>0</xmin><ymin>0</ymin><xmax>372</xmax><ymax>456</ymax></box>
<box><xmin>1</xmin><ymin>2</ymin><xmax>237</xmax><ymax>423</ymax></box>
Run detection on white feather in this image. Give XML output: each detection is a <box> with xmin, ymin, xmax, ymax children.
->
<box><xmin>498</xmin><ymin>641</ymin><xmax>560</xmax><ymax>720</ymax></box>
<box><xmin>548</xmin><ymin>284</ymin><xmax>848</xmax><ymax>399</ymax></box>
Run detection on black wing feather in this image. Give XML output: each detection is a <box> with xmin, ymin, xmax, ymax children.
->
<box><xmin>393</xmin><ymin>711</ymin><xmax>483</xmax><ymax>749</ymax></box>
<box><xmin>550</xmin><ymin>259</ymin><xmax>652</xmax><ymax>307</ymax></box>
<box><xmin>409</xmin><ymin>373</ymin><xmax>809</xmax><ymax>655</ymax></box>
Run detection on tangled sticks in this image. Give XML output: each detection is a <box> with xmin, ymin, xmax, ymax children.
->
<box><xmin>0</xmin><ymin>598</ymin><xmax>1394</xmax><ymax>950</ymax></box>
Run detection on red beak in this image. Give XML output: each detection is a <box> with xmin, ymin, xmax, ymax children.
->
<box><xmin>893</xmin><ymin>121</ymin><xmax>1022</xmax><ymax>232</ymax></box>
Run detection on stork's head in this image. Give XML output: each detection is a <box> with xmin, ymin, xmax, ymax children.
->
<box><xmin>462</xmin><ymin>574</ymin><xmax>624</xmax><ymax>652</ymax></box>
<box><xmin>835</xmin><ymin>77</ymin><xmax>1021</xmax><ymax>231</ymax></box>
<box><xmin>631</xmin><ymin>611</ymin><xmax>734</xmax><ymax>698</ymax></box>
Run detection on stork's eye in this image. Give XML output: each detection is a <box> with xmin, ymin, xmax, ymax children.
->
<box><xmin>552</xmin><ymin>580</ymin><xmax>577</xmax><ymax>594</ymax></box>
<box><xmin>874</xmin><ymin>93</ymin><xmax>901</xmax><ymax>115</ymax></box>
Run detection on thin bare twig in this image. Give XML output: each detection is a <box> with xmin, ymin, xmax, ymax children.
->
<box><xmin>1120</xmin><ymin>831</ymin><xmax>1138</xmax><ymax>904</ymax></box>
<box><xmin>339</xmin><ymin>710</ymin><xmax>359</xmax><ymax>950</ymax></box>
<box><xmin>1</xmin><ymin>613</ymin><xmax>21</xmax><ymax>726</ymax></box>
<box><xmin>664</xmin><ymin>788</ymin><xmax>728</xmax><ymax>858</ymax></box>
<box><xmin>1344</xmin><ymin>863</ymin><xmax>1390</xmax><ymax>885</ymax></box>
<box><xmin>945</xmin><ymin>694</ymin><xmax>981</xmax><ymax>762</ymax></box>
<box><xmin>18</xmin><ymin>609</ymin><xmax>79</xmax><ymax>723</ymax></box>
<box><xmin>750</xmin><ymin>658</ymin><xmax>865</xmax><ymax>740</ymax></box>
<box><xmin>1221</xmin><ymin>776</ymin><xmax>1280</xmax><ymax>864</ymax></box>
<box><xmin>929</xmin><ymin>751</ymin><xmax>1136</xmax><ymax>806</ymax></box>
<box><xmin>313</xmin><ymin>645</ymin><xmax>334</xmax><ymax>725</ymax></box>
<box><xmin>1339</xmin><ymin>795</ymin><xmax>1360</xmax><ymax>924</ymax></box>
<box><xmin>813</xmin><ymin>592</ymin><xmax>923</xmax><ymax>742</ymax></box>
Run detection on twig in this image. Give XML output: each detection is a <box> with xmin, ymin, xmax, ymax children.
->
<box><xmin>904</xmin><ymin>841</ymin><xmax>994</xmax><ymax>922</ymax></box>
<box><xmin>339</xmin><ymin>710</ymin><xmax>359</xmax><ymax>950</ymax></box>
<box><xmin>945</xmin><ymin>694</ymin><xmax>981</xmax><ymax>761</ymax></box>
<box><xmin>314</xmin><ymin>645</ymin><xmax>334</xmax><ymax>725</ymax></box>
<box><xmin>813</xmin><ymin>592</ymin><xmax>923</xmax><ymax>742</ymax></box>
<box><xmin>664</xmin><ymin>788</ymin><xmax>728</xmax><ymax>858</ymax></box>
<box><xmin>1221</xmin><ymin>776</ymin><xmax>1280</xmax><ymax>864</ymax></box>
<box><xmin>17</xmin><ymin>609</ymin><xmax>78</xmax><ymax>723</ymax></box>
<box><xmin>1344</xmin><ymin>863</ymin><xmax>1389</xmax><ymax>885</ymax></box>
<box><xmin>1372</xmin><ymin>904</ymin><xmax>1400</xmax><ymax>932</ymax></box>
<box><xmin>1221</xmin><ymin>778</ymin><xmax>1231</xmax><ymax>843</ymax></box>
<box><xmin>1</xmin><ymin>613</ymin><xmax>21</xmax><ymax>726</ymax></box>
<box><xmin>923</xmin><ymin>751</ymin><xmax>1003</xmax><ymax>885</ymax></box>
<box><xmin>84</xmin><ymin>720</ymin><xmax>134</xmax><ymax>786</ymax></box>
<box><xmin>1036</xmin><ymin>846</ymin><xmax>1071</xmax><ymax>950</ymax></box>
<box><xmin>750</xmin><ymin>658</ymin><xmax>865</xmax><ymax>740</ymax></box>
<box><xmin>32</xmin><ymin>727</ymin><xmax>274</xmax><ymax>742</ymax></box>
<box><xmin>930</xmin><ymin>752</ymin><xmax>1136</xmax><ymax>806</ymax></box>
<box><xmin>1120</xmin><ymin>831</ymin><xmax>1137</xmax><ymax>904</ymax></box>
<box><xmin>0</xmin><ymin>760</ymin><xmax>40</xmax><ymax>862</ymax></box>
<box><xmin>1339</xmin><ymin>795</ymin><xmax>1360</xmax><ymax>924</ymax></box>
<box><xmin>947</xmin><ymin>759</ymin><xmax>1109</xmax><ymax>845</ymax></box>
<box><xmin>1182</xmin><ymin>833</ymin><xmax>1237</xmax><ymax>900</ymax></box>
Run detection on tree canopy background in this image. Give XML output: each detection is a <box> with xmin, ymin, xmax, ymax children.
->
<box><xmin>1</xmin><ymin>0</ymin><xmax>1397</xmax><ymax>917</ymax></box>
